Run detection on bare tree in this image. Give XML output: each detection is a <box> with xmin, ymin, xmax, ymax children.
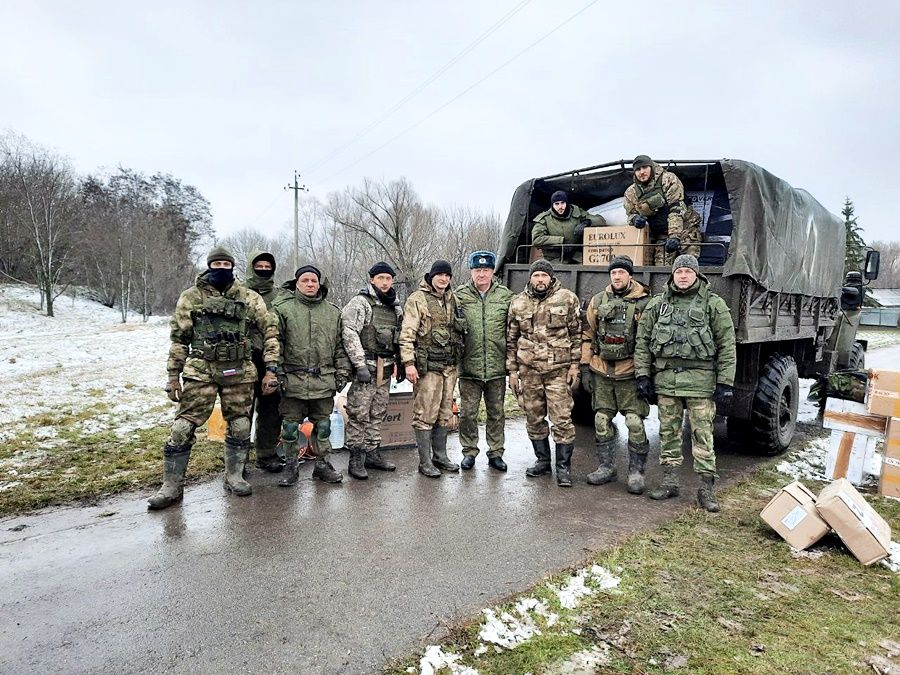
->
<box><xmin>439</xmin><ymin>205</ymin><xmax>503</xmax><ymax>281</ymax></box>
<box><xmin>220</xmin><ymin>226</ymin><xmax>292</xmax><ymax>281</ymax></box>
<box><xmin>870</xmin><ymin>240</ymin><xmax>900</xmax><ymax>288</ymax></box>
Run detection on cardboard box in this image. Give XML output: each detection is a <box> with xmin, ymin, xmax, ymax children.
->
<box><xmin>379</xmin><ymin>391</ymin><xmax>417</xmax><ymax>449</ymax></box>
<box><xmin>816</xmin><ymin>478</ymin><xmax>892</xmax><ymax>565</ymax></box>
<box><xmin>866</xmin><ymin>369</ymin><xmax>900</xmax><ymax>418</ymax></box>
<box><xmin>583</xmin><ymin>226</ymin><xmax>648</xmax><ymax>267</ymax></box>
<box><xmin>823</xmin><ymin>398</ymin><xmax>887</xmax><ymax>437</ymax></box>
<box><xmin>759</xmin><ymin>481</ymin><xmax>830</xmax><ymax>550</ymax></box>
<box><xmin>881</xmin><ymin>417</ymin><xmax>900</xmax><ymax>499</ymax></box>
<box><xmin>825</xmin><ymin>430</ymin><xmax>878</xmax><ymax>485</ymax></box>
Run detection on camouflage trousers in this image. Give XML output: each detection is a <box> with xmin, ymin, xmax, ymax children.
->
<box><xmin>650</xmin><ymin>230</ymin><xmax>701</xmax><ymax>266</ymax></box>
<box><xmin>412</xmin><ymin>367</ymin><xmax>458</xmax><ymax>430</ymax></box>
<box><xmin>591</xmin><ymin>374</ymin><xmax>649</xmax><ymax>446</ymax></box>
<box><xmin>280</xmin><ymin>396</ymin><xmax>334</xmax><ymax>457</ymax></box>
<box><xmin>345</xmin><ymin>377</ymin><xmax>390</xmax><ymax>450</ymax></box>
<box><xmin>459</xmin><ymin>377</ymin><xmax>506</xmax><ymax>458</ymax></box>
<box><xmin>518</xmin><ymin>367</ymin><xmax>575</xmax><ymax>444</ymax></box>
<box><xmin>251</xmin><ymin>372</ymin><xmax>281</xmax><ymax>452</ymax></box>
<box><xmin>168</xmin><ymin>379</ymin><xmax>255</xmax><ymax>446</ymax></box>
<box><xmin>657</xmin><ymin>394</ymin><xmax>717</xmax><ymax>475</ymax></box>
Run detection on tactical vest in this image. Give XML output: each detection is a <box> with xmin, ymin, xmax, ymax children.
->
<box><xmin>649</xmin><ymin>289</ymin><xmax>716</xmax><ymax>362</ymax></box>
<box><xmin>415</xmin><ymin>293</ymin><xmax>464</xmax><ymax>372</ymax></box>
<box><xmin>359</xmin><ymin>294</ymin><xmax>399</xmax><ymax>359</ymax></box>
<box><xmin>190</xmin><ymin>294</ymin><xmax>250</xmax><ymax>362</ymax></box>
<box><xmin>633</xmin><ymin>179</ymin><xmax>670</xmax><ymax>235</ymax></box>
<box><xmin>591</xmin><ymin>291</ymin><xmax>640</xmax><ymax>361</ymax></box>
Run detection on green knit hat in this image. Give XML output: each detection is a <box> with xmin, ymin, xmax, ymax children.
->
<box><xmin>207</xmin><ymin>246</ymin><xmax>235</xmax><ymax>267</ymax></box>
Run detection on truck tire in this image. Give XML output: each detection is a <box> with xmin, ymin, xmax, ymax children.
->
<box><xmin>847</xmin><ymin>341</ymin><xmax>865</xmax><ymax>370</ymax></box>
<box><xmin>750</xmin><ymin>354</ymin><xmax>799</xmax><ymax>455</ymax></box>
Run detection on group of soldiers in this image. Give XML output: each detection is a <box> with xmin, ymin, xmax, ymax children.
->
<box><xmin>149</xmin><ymin>156</ymin><xmax>735</xmax><ymax>514</ymax></box>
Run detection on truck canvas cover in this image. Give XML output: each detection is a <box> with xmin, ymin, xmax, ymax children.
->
<box><xmin>497</xmin><ymin>159</ymin><xmax>845</xmax><ymax>298</ymax></box>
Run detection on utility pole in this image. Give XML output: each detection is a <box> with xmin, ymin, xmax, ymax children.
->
<box><xmin>284</xmin><ymin>170</ymin><xmax>308</xmax><ymax>274</ymax></box>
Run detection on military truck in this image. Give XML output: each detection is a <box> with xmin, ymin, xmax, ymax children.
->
<box><xmin>497</xmin><ymin>159</ymin><xmax>880</xmax><ymax>454</ymax></box>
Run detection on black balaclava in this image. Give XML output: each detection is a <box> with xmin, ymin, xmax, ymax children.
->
<box><xmin>207</xmin><ymin>267</ymin><xmax>234</xmax><ymax>290</ymax></box>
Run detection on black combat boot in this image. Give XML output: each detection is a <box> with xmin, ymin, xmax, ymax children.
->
<box><xmin>224</xmin><ymin>438</ymin><xmax>253</xmax><ymax>496</ymax></box>
<box><xmin>364</xmin><ymin>447</ymin><xmax>396</xmax><ymax>472</ymax></box>
<box><xmin>487</xmin><ymin>455</ymin><xmax>507</xmax><ymax>472</ymax></box>
<box><xmin>312</xmin><ymin>455</ymin><xmax>343</xmax><ymax>483</ymax></box>
<box><xmin>697</xmin><ymin>473</ymin><xmax>721</xmax><ymax>512</ymax></box>
<box><xmin>148</xmin><ymin>444</ymin><xmax>191</xmax><ymax>510</ymax></box>
<box><xmin>626</xmin><ymin>442</ymin><xmax>649</xmax><ymax>494</ymax></box>
<box><xmin>526</xmin><ymin>437</ymin><xmax>552</xmax><ymax>476</ymax></box>
<box><xmin>416</xmin><ymin>429</ymin><xmax>441</xmax><ymax>478</ymax></box>
<box><xmin>586</xmin><ymin>438</ymin><xmax>616</xmax><ymax>485</ymax></box>
<box><xmin>648</xmin><ymin>465</ymin><xmax>681</xmax><ymax>500</ymax></box>
<box><xmin>278</xmin><ymin>424</ymin><xmax>301</xmax><ymax>487</ymax></box>
<box><xmin>555</xmin><ymin>443</ymin><xmax>574</xmax><ymax>487</ymax></box>
<box><xmin>348</xmin><ymin>447</ymin><xmax>368</xmax><ymax>480</ymax></box>
<box><xmin>460</xmin><ymin>451</ymin><xmax>477</xmax><ymax>471</ymax></box>
<box><xmin>255</xmin><ymin>446</ymin><xmax>284</xmax><ymax>473</ymax></box>
<box><xmin>431</xmin><ymin>426</ymin><xmax>459</xmax><ymax>472</ymax></box>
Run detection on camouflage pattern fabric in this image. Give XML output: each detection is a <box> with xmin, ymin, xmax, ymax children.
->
<box><xmin>590</xmin><ymin>374</ymin><xmax>649</xmax><ymax>444</ymax></box>
<box><xmin>808</xmin><ymin>370</ymin><xmax>867</xmax><ymax>404</ymax></box>
<box><xmin>167</xmin><ymin>380</ymin><xmax>255</xmax><ymax>443</ymax></box>
<box><xmin>279</xmin><ymin>396</ymin><xmax>334</xmax><ymax>457</ymax></box>
<box><xmin>623</xmin><ymin>161</ymin><xmax>701</xmax><ymax>266</ymax></box>
<box><xmin>581</xmin><ymin>280</ymin><xmax>651</xmax><ymax>380</ymax></box>
<box><xmin>341</xmin><ymin>285</ymin><xmax>402</xmax><ymax>369</ymax></box>
<box><xmin>518</xmin><ymin>367</ymin><xmax>575</xmax><ymax>444</ymax></box>
<box><xmin>345</xmin><ymin>377</ymin><xmax>390</xmax><ymax>450</ymax></box>
<box><xmin>506</xmin><ymin>278</ymin><xmax>581</xmax><ymax>376</ymax></box>
<box><xmin>657</xmin><ymin>394</ymin><xmax>717</xmax><ymax>475</ymax></box>
<box><xmin>412</xmin><ymin>369</ymin><xmax>458</xmax><ymax>430</ymax></box>
<box><xmin>456</xmin><ymin>278</ymin><xmax>513</xmax><ymax>381</ymax></box>
<box><xmin>399</xmin><ymin>280</ymin><xmax>463</xmax><ymax>370</ymax></box>
<box><xmin>459</xmin><ymin>377</ymin><xmax>507</xmax><ymax>458</ymax></box>
<box><xmin>167</xmin><ymin>273</ymin><xmax>279</xmax><ymax>383</ymax></box>
<box><xmin>531</xmin><ymin>205</ymin><xmax>605</xmax><ymax>263</ymax></box>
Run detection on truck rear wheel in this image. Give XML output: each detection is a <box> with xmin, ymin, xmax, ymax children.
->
<box><xmin>750</xmin><ymin>354</ymin><xmax>799</xmax><ymax>455</ymax></box>
<box><xmin>847</xmin><ymin>341</ymin><xmax>865</xmax><ymax>370</ymax></box>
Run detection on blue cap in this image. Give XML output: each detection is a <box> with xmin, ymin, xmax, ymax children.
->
<box><xmin>468</xmin><ymin>250</ymin><xmax>496</xmax><ymax>270</ymax></box>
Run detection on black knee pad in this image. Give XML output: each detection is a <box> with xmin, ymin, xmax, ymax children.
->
<box><xmin>282</xmin><ymin>421</ymin><xmax>300</xmax><ymax>442</ymax></box>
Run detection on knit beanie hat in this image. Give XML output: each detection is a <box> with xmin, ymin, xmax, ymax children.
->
<box><xmin>672</xmin><ymin>254</ymin><xmax>699</xmax><ymax>275</ymax></box>
<box><xmin>368</xmin><ymin>261</ymin><xmax>396</xmax><ymax>278</ymax></box>
<box><xmin>550</xmin><ymin>190</ymin><xmax>568</xmax><ymax>204</ymax></box>
<box><xmin>632</xmin><ymin>155</ymin><xmax>652</xmax><ymax>170</ymax></box>
<box><xmin>529</xmin><ymin>259</ymin><xmax>555</xmax><ymax>278</ymax></box>
<box><xmin>608</xmin><ymin>255</ymin><xmax>634</xmax><ymax>276</ymax></box>
<box><xmin>207</xmin><ymin>246</ymin><xmax>235</xmax><ymax>267</ymax></box>
<box><xmin>294</xmin><ymin>264</ymin><xmax>322</xmax><ymax>279</ymax></box>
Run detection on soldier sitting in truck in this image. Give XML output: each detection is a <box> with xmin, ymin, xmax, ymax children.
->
<box><xmin>532</xmin><ymin>190</ymin><xmax>605</xmax><ymax>264</ymax></box>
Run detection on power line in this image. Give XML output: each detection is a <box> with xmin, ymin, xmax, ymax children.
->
<box><xmin>317</xmin><ymin>0</ymin><xmax>602</xmax><ymax>185</ymax></box>
<box><xmin>303</xmin><ymin>0</ymin><xmax>533</xmax><ymax>179</ymax></box>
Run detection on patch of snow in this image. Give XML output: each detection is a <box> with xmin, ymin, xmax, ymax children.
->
<box><xmin>882</xmin><ymin>542</ymin><xmax>900</xmax><ymax>574</ymax></box>
<box><xmin>478</xmin><ymin>607</ymin><xmax>541</xmax><ymax>650</ymax></box>
<box><xmin>418</xmin><ymin>646</ymin><xmax>479</xmax><ymax>675</ymax></box>
<box><xmin>797</xmin><ymin>378</ymin><xmax>820</xmax><ymax>424</ymax></box>
<box><xmin>0</xmin><ymin>480</ymin><xmax>23</xmax><ymax>492</ymax></box>
<box><xmin>547</xmin><ymin>645</ymin><xmax>612</xmax><ymax>674</ymax></box>
<box><xmin>551</xmin><ymin>565</ymin><xmax>621</xmax><ymax>610</ymax></box>
<box><xmin>790</xmin><ymin>546</ymin><xmax>829</xmax><ymax>560</ymax></box>
<box><xmin>776</xmin><ymin>437</ymin><xmax>828</xmax><ymax>482</ymax></box>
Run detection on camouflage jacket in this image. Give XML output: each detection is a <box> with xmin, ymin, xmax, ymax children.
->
<box><xmin>341</xmin><ymin>284</ymin><xmax>403</xmax><ymax>370</ymax></box>
<box><xmin>399</xmin><ymin>279</ymin><xmax>462</xmax><ymax>370</ymax></box>
<box><xmin>634</xmin><ymin>276</ymin><xmax>736</xmax><ymax>397</ymax></box>
<box><xmin>581</xmin><ymin>279</ymin><xmax>651</xmax><ymax>380</ymax></box>
<box><xmin>244</xmin><ymin>248</ymin><xmax>289</xmax><ymax>353</ymax></box>
<box><xmin>272</xmin><ymin>279</ymin><xmax>352</xmax><ymax>400</ymax></box>
<box><xmin>624</xmin><ymin>161</ymin><xmax>701</xmax><ymax>239</ymax></box>
<box><xmin>531</xmin><ymin>205</ymin><xmax>605</xmax><ymax>262</ymax></box>
<box><xmin>506</xmin><ymin>278</ymin><xmax>581</xmax><ymax>374</ymax></box>
<box><xmin>456</xmin><ymin>278</ymin><xmax>514</xmax><ymax>381</ymax></box>
<box><xmin>167</xmin><ymin>273</ymin><xmax>279</xmax><ymax>385</ymax></box>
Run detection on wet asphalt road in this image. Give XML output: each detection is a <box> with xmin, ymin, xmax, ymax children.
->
<box><xmin>1</xmin><ymin>416</ymin><xmax>767</xmax><ymax>674</ymax></box>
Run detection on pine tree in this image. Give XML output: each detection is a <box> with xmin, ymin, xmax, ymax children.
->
<box><xmin>842</xmin><ymin>197</ymin><xmax>866</xmax><ymax>276</ymax></box>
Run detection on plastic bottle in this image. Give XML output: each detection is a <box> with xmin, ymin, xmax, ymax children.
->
<box><xmin>329</xmin><ymin>408</ymin><xmax>345</xmax><ymax>450</ymax></box>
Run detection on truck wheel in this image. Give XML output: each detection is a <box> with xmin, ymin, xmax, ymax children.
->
<box><xmin>847</xmin><ymin>341</ymin><xmax>865</xmax><ymax>370</ymax></box>
<box><xmin>750</xmin><ymin>354</ymin><xmax>799</xmax><ymax>455</ymax></box>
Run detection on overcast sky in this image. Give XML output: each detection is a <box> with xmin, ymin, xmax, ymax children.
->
<box><xmin>3</xmin><ymin>1</ymin><xmax>898</xmax><ymax>243</ymax></box>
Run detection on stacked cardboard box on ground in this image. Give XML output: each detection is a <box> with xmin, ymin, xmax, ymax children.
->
<box><xmin>867</xmin><ymin>369</ymin><xmax>900</xmax><ymax>498</ymax></box>
<box><xmin>822</xmin><ymin>398</ymin><xmax>886</xmax><ymax>485</ymax></box>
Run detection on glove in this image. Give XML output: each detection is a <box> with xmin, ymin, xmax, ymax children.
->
<box><xmin>561</xmin><ymin>244</ymin><xmax>578</xmax><ymax>260</ymax></box>
<box><xmin>632</xmin><ymin>215</ymin><xmax>648</xmax><ymax>229</ymax></box>
<box><xmin>713</xmin><ymin>383</ymin><xmax>734</xmax><ymax>406</ymax></box>
<box><xmin>508</xmin><ymin>373</ymin><xmax>521</xmax><ymax>396</ymax></box>
<box><xmin>166</xmin><ymin>378</ymin><xmax>182</xmax><ymax>403</ymax></box>
<box><xmin>566</xmin><ymin>365</ymin><xmax>580</xmax><ymax>390</ymax></box>
<box><xmin>355</xmin><ymin>366</ymin><xmax>372</xmax><ymax>383</ymax></box>
<box><xmin>261</xmin><ymin>371</ymin><xmax>279</xmax><ymax>395</ymax></box>
<box><xmin>635</xmin><ymin>375</ymin><xmax>655</xmax><ymax>403</ymax></box>
<box><xmin>335</xmin><ymin>373</ymin><xmax>348</xmax><ymax>391</ymax></box>
<box><xmin>573</xmin><ymin>219</ymin><xmax>591</xmax><ymax>239</ymax></box>
<box><xmin>664</xmin><ymin>237</ymin><xmax>681</xmax><ymax>254</ymax></box>
<box><xmin>394</xmin><ymin>362</ymin><xmax>406</xmax><ymax>383</ymax></box>
<box><xmin>580</xmin><ymin>365</ymin><xmax>593</xmax><ymax>394</ymax></box>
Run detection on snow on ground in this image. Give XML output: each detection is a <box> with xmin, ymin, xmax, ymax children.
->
<box><xmin>414</xmin><ymin>646</ymin><xmax>479</xmax><ymax>675</ymax></box>
<box><xmin>551</xmin><ymin>565</ymin><xmax>621</xmax><ymax>610</ymax></box>
<box><xmin>0</xmin><ymin>285</ymin><xmax>171</xmax><ymax>454</ymax></box>
<box><xmin>883</xmin><ymin>542</ymin><xmax>900</xmax><ymax>574</ymax></box>
<box><xmin>776</xmin><ymin>437</ymin><xmax>830</xmax><ymax>482</ymax></box>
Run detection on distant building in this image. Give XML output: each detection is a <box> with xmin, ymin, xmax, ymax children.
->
<box><xmin>862</xmin><ymin>288</ymin><xmax>900</xmax><ymax>327</ymax></box>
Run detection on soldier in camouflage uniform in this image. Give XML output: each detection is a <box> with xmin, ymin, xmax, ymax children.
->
<box><xmin>634</xmin><ymin>254</ymin><xmax>736</xmax><ymax>512</ymax></box>
<box><xmin>624</xmin><ymin>155</ymin><xmax>701</xmax><ymax>266</ymax></box>
<box><xmin>507</xmin><ymin>260</ymin><xmax>582</xmax><ymax>486</ymax></box>
<box><xmin>400</xmin><ymin>260</ymin><xmax>466</xmax><ymax>478</ymax></box>
<box><xmin>580</xmin><ymin>255</ymin><xmax>652</xmax><ymax>493</ymax></box>
<box><xmin>341</xmin><ymin>261</ymin><xmax>403</xmax><ymax>480</ymax></box>
<box><xmin>149</xmin><ymin>246</ymin><xmax>280</xmax><ymax>510</ymax></box>
<box><xmin>244</xmin><ymin>249</ymin><xmax>289</xmax><ymax>472</ymax></box>
<box><xmin>456</xmin><ymin>250</ymin><xmax>514</xmax><ymax>472</ymax></box>
<box><xmin>272</xmin><ymin>265</ymin><xmax>352</xmax><ymax>486</ymax></box>
<box><xmin>531</xmin><ymin>190</ymin><xmax>606</xmax><ymax>263</ymax></box>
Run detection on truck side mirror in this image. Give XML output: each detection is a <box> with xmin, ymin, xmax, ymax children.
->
<box><xmin>864</xmin><ymin>250</ymin><xmax>880</xmax><ymax>281</ymax></box>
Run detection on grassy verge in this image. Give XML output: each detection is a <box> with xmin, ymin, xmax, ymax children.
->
<box><xmin>858</xmin><ymin>327</ymin><xmax>900</xmax><ymax>350</ymax></box>
<box><xmin>0</xmin><ymin>409</ymin><xmax>224</xmax><ymax>517</ymax></box>
<box><xmin>387</xmin><ymin>461</ymin><xmax>900</xmax><ymax>674</ymax></box>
